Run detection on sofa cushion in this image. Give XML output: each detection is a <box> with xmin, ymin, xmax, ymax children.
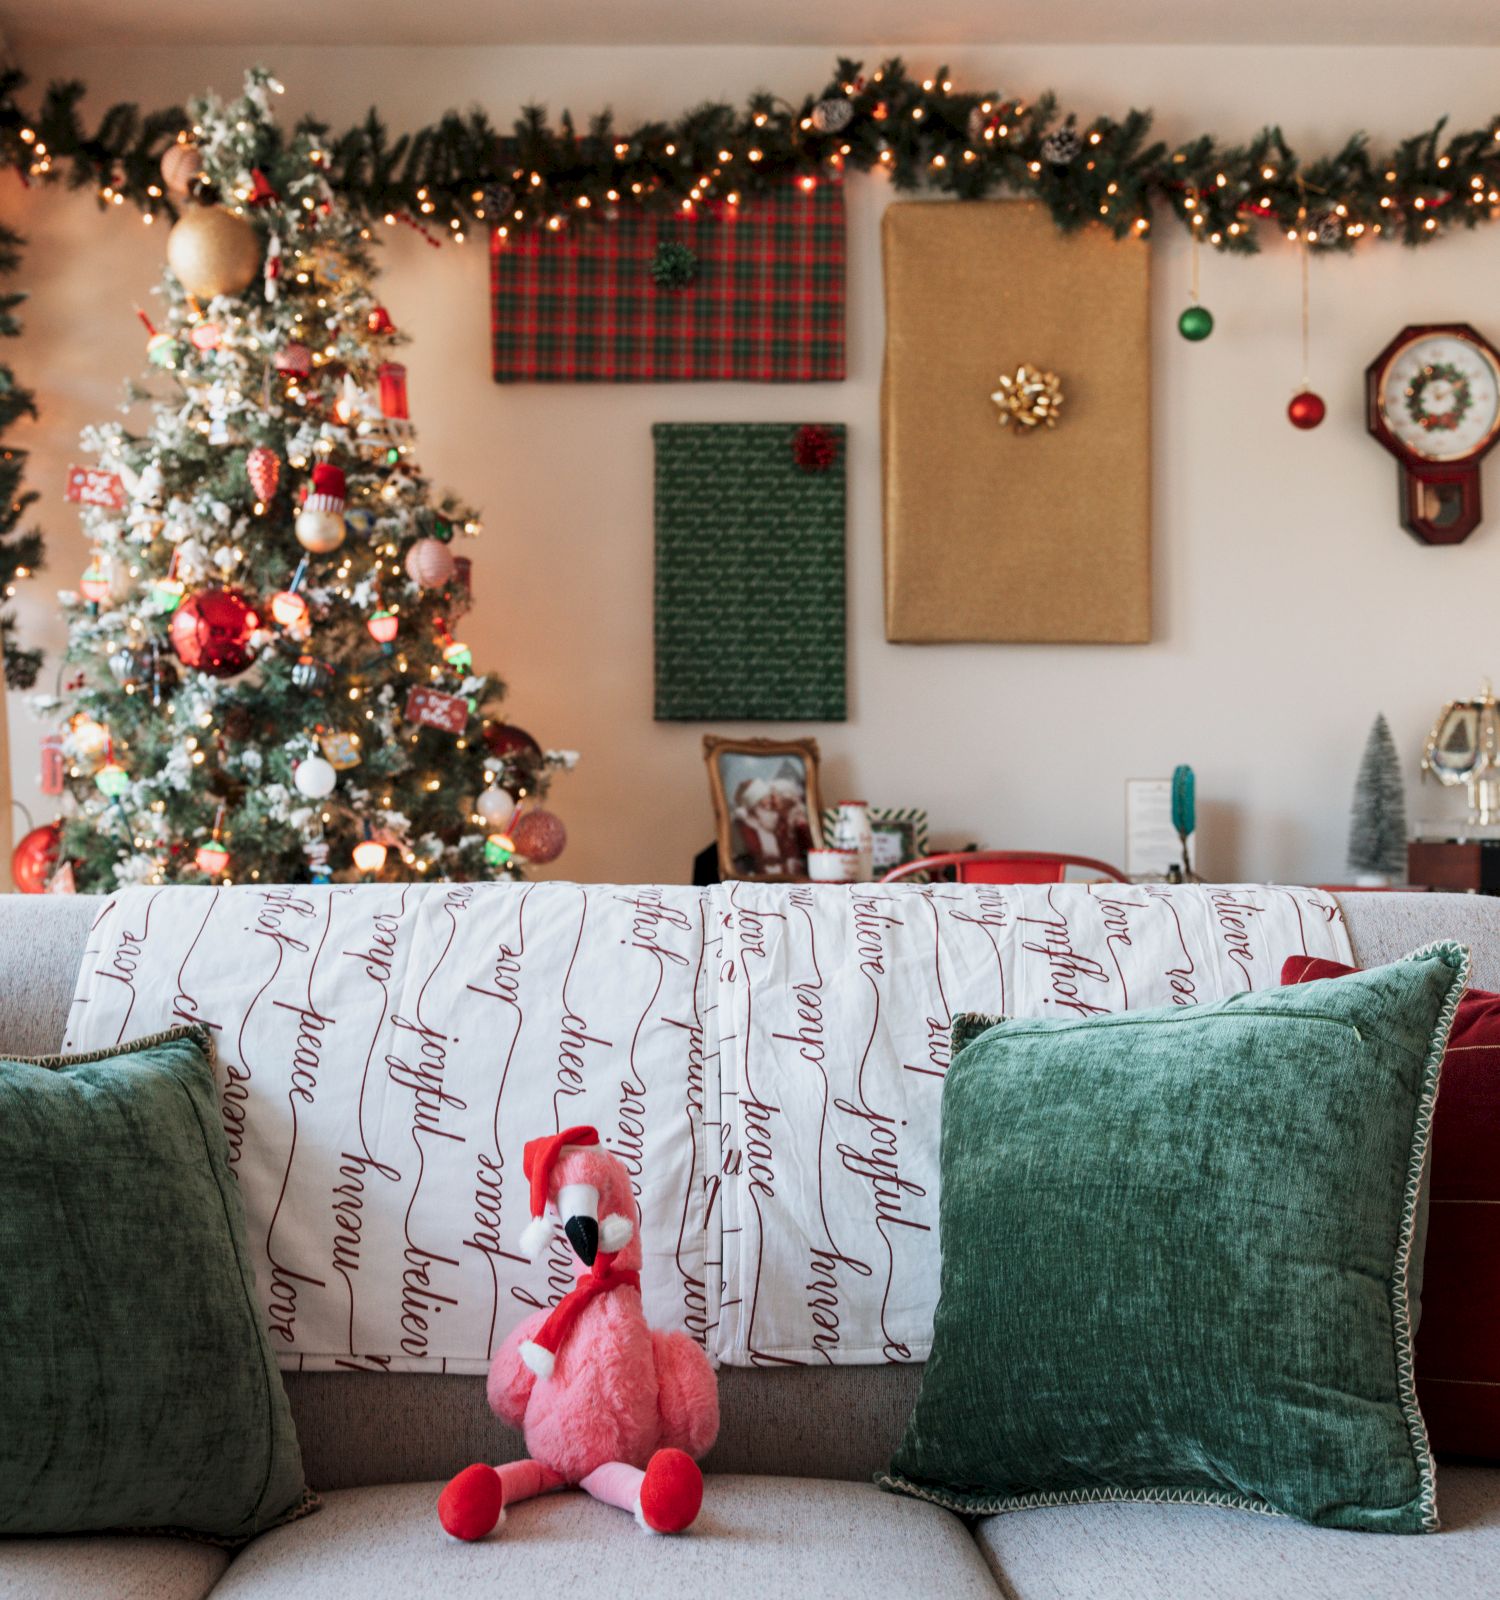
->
<box><xmin>975</xmin><ymin>1465</ymin><xmax>1500</xmax><ymax>1600</ymax></box>
<box><xmin>885</xmin><ymin>947</ymin><xmax>1468</xmax><ymax>1532</ymax></box>
<box><xmin>0</xmin><ymin>1025</ymin><xmax>309</xmax><ymax>1539</ymax></box>
<box><xmin>1283</xmin><ymin>953</ymin><xmax>1500</xmax><ymax>1461</ymax></box>
<box><xmin>0</xmin><ymin>1534</ymin><xmax>228</xmax><ymax>1600</ymax></box>
<box><xmin>208</xmin><ymin>1475</ymin><xmax>1003</xmax><ymax>1599</ymax></box>
<box><xmin>282</xmin><ymin>1363</ymin><xmax>925</xmax><ymax>1489</ymax></box>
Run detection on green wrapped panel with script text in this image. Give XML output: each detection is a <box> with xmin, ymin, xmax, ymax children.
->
<box><xmin>654</xmin><ymin>422</ymin><xmax>846</xmax><ymax>721</ymax></box>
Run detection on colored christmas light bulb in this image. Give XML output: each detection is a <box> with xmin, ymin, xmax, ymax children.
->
<box><xmin>149</xmin><ymin>577</ymin><xmax>186</xmax><ymax>614</ymax></box>
<box><xmin>79</xmin><ymin>560</ymin><xmax>110</xmax><ymax>604</ymax></box>
<box><xmin>484</xmin><ymin>832</ymin><xmax>516</xmax><ymax>866</ymax></box>
<box><xmin>95</xmin><ymin>760</ymin><xmax>130</xmax><ymax>797</ymax></box>
<box><xmin>194</xmin><ymin>841</ymin><xmax>230</xmax><ymax>875</ymax></box>
<box><xmin>270</xmin><ymin>589</ymin><xmax>310</xmax><ymax>628</ymax></box>
<box><xmin>352</xmin><ymin>836</ymin><xmax>388</xmax><ymax>873</ymax></box>
<box><xmin>443</xmin><ymin>639</ymin><xmax>472</xmax><ymax>672</ymax></box>
<box><xmin>367</xmin><ymin>608</ymin><xmax>399</xmax><ymax>645</ymax></box>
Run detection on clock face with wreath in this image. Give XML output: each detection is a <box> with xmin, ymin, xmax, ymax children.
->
<box><xmin>1366</xmin><ymin>324</ymin><xmax>1500</xmax><ymax>544</ymax></box>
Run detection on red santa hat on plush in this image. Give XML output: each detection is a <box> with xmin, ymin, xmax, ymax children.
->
<box><xmin>519</xmin><ymin>1125</ymin><xmax>635</xmax><ymax>1260</ymax></box>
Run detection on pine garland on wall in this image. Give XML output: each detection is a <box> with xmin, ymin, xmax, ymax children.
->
<box><xmin>2</xmin><ymin>57</ymin><xmax>1500</xmax><ymax>254</ymax></box>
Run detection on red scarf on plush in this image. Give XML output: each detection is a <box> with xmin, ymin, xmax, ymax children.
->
<box><xmin>529</xmin><ymin>1260</ymin><xmax>640</xmax><ymax>1364</ymax></box>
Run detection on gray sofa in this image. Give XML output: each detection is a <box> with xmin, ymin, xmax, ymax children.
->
<box><xmin>2</xmin><ymin>892</ymin><xmax>1498</xmax><ymax>1600</ymax></box>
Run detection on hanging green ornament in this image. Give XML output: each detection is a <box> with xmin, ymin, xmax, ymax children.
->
<box><xmin>1177</xmin><ymin>228</ymin><xmax>1213</xmax><ymax>341</ymax></box>
<box><xmin>650</xmin><ymin>240</ymin><xmax>699</xmax><ymax>291</ymax></box>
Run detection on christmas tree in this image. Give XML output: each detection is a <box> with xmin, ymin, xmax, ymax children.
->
<box><xmin>0</xmin><ymin>217</ymin><xmax>43</xmax><ymax>690</ymax></box>
<box><xmin>1347</xmin><ymin>714</ymin><xmax>1407</xmax><ymax>884</ymax></box>
<box><xmin>41</xmin><ymin>71</ymin><xmax>572</xmax><ymax>891</ymax></box>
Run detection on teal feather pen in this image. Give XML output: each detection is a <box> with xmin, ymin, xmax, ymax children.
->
<box><xmin>1171</xmin><ymin>765</ymin><xmax>1196</xmax><ymax>880</ymax></box>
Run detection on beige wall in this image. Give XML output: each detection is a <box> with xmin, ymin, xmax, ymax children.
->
<box><xmin>6</xmin><ymin>43</ymin><xmax>1499</xmax><ymax>885</ymax></box>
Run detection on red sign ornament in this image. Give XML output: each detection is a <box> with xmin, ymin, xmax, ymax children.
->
<box><xmin>64</xmin><ymin>466</ymin><xmax>127</xmax><ymax>509</ymax></box>
<box><xmin>404</xmin><ymin>685</ymin><xmax>467</xmax><ymax>734</ymax></box>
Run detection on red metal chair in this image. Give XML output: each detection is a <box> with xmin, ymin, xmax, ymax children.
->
<box><xmin>881</xmin><ymin>850</ymin><xmax>1131</xmax><ymax>885</ymax></box>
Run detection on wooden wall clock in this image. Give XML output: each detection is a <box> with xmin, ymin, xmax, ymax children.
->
<box><xmin>1366</xmin><ymin>323</ymin><xmax>1500</xmax><ymax>544</ymax></box>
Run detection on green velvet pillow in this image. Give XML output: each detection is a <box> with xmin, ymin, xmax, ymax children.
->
<box><xmin>882</xmin><ymin>944</ymin><xmax>1468</xmax><ymax>1534</ymax></box>
<box><xmin>0</xmin><ymin>1025</ymin><xmax>310</xmax><ymax>1539</ymax></box>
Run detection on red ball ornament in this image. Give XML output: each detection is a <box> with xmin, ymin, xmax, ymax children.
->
<box><xmin>169</xmin><ymin>585</ymin><xmax>261</xmax><ymax>678</ymax></box>
<box><xmin>511</xmin><ymin>808</ymin><xmax>567</xmax><ymax>864</ymax></box>
<box><xmin>12</xmin><ymin>821</ymin><xmax>60</xmax><ymax>894</ymax></box>
<box><xmin>1287</xmin><ymin>389</ymin><xmax>1326</xmax><ymax>430</ymax></box>
<box><xmin>482</xmin><ymin>722</ymin><xmax>542</xmax><ymax>762</ymax></box>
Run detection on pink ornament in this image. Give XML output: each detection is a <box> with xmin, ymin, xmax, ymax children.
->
<box><xmin>190</xmin><ymin>321</ymin><xmax>222</xmax><ymax>351</ymax></box>
<box><xmin>246</xmin><ymin>445</ymin><xmax>280</xmax><ymax>502</ymax></box>
<box><xmin>405</xmin><ymin>537</ymin><xmax>456</xmax><ymax>589</ymax></box>
<box><xmin>159</xmin><ymin>142</ymin><xmax>203</xmax><ymax>197</ymax></box>
<box><xmin>511</xmin><ymin>808</ymin><xmax>567</xmax><ymax>864</ymax></box>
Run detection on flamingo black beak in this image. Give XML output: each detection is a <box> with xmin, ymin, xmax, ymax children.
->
<box><xmin>564</xmin><ymin>1213</ymin><xmax>599</xmax><ymax>1265</ymax></box>
<box><xmin>559</xmin><ymin>1183</ymin><xmax>600</xmax><ymax>1265</ymax></box>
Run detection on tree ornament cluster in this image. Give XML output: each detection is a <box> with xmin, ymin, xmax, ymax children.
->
<box><xmin>42</xmin><ymin>70</ymin><xmax>571</xmax><ymax>891</ymax></box>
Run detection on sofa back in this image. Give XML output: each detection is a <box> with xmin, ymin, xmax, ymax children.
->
<box><xmin>5</xmin><ymin>889</ymin><xmax>1497</xmax><ymax>1487</ymax></box>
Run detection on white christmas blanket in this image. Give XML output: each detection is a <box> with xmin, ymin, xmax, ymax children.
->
<box><xmin>64</xmin><ymin>881</ymin><xmax>1350</xmax><ymax>1372</ymax></box>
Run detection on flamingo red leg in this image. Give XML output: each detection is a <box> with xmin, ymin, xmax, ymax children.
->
<box><xmin>437</xmin><ymin>1457</ymin><xmax>565</xmax><ymax>1541</ymax></box>
<box><xmin>581</xmin><ymin>1450</ymin><xmax>703</xmax><ymax>1534</ymax></box>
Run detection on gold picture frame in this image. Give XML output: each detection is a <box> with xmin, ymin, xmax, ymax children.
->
<box><xmin>704</xmin><ymin>735</ymin><xmax>824</xmax><ymax>882</ymax></box>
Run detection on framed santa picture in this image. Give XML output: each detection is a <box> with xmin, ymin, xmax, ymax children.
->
<box><xmin>703</xmin><ymin>735</ymin><xmax>824</xmax><ymax>882</ymax></box>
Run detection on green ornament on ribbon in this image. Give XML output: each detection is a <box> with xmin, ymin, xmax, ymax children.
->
<box><xmin>1178</xmin><ymin>304</ymin><xmax>1214</xmax><ymax>342</ymax></box>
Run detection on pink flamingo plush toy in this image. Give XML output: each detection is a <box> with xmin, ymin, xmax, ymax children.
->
<box><xmin>438</xmin><ymin>1125</ymin><xmax>719</xmax><ymax>1539</ymax></box>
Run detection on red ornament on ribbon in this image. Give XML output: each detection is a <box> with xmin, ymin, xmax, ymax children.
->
<box><xmin>1287</xmin><ymin>389</ymin><xmax>1326</xmax><ymax>430</ymax></box>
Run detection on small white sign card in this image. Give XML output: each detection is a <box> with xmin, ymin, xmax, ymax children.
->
<box><xmin>1125</xmin><ymin>777</ymin><xmax>1191</xmax><ymax>880</ymax></box>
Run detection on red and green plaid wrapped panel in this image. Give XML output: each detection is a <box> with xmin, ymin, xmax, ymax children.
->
<box><xmin>490</xmin><ymin>182</ymin><xmax>846</xmax><ymax>383</ymax></box>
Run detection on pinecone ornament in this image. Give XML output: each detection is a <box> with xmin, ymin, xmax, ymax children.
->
<box><xmin>1041</xmin><ymin>123</ymin><xmax>1083</xmax><ymax>169</ymax></box>
<box><xmin>810</xmin><ymin>97</ymin><xmax>854</xmax><ymax>134</ymax></box>
<box><xmin>246</xmin><ymin>445</ymin><xmax>280</xmax><ymax>502</ymax></box>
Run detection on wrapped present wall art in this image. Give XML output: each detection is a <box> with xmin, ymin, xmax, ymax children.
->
<box><xmin>655</xmin><ymin>423</ymin><xmax>846</xmax><ymax>722</ymax></box>
<box><xmin>882</xmin><ymin>200</ymin><xmax>1151</xmax><ymax>643</ymax></box>
<box><xmin>491</xmin><ymin>181</ymin><xmax>845</xmax><ymax>383</ymax></box>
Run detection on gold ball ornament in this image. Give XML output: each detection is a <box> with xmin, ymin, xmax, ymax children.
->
<box><xmin>159</xmin><ymin>141</ymin><xmax>203</xmax><ymax>197</ymax></box>
<box><xmin>295</xmin><ymin>506</ymin><xmax>346</xmax><ymax>554</ymax></box>
<box><xmin>295</xmin><ymin>464</ymin><xmax>347</xmax><ymax>554</ymax></box>
<box><xmin>990</xmin><ymin>363</ymin><xmax>1065</xmax><ymax>432</ymax></box>
<box><xmin>166</xmin><ymin>206</ymin><xmax>261</xmax><ymax>301</ymax></box>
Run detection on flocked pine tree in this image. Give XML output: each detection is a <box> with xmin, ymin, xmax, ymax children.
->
<box><xmin>40</xmin><ymin>71</ymin><xmax>572</xmax><ymax>890</ymax></box>
<box><xmin>1347</xmin><ymin>713</ymin><xmax>1408</xmax><ymax>884</ymax></box>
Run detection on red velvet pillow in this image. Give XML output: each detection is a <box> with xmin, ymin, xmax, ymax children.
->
<box><xmin>1282</xmin><ymin>956</ymin><xmax>1500</xmax><ymax>1460</ymax></box>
